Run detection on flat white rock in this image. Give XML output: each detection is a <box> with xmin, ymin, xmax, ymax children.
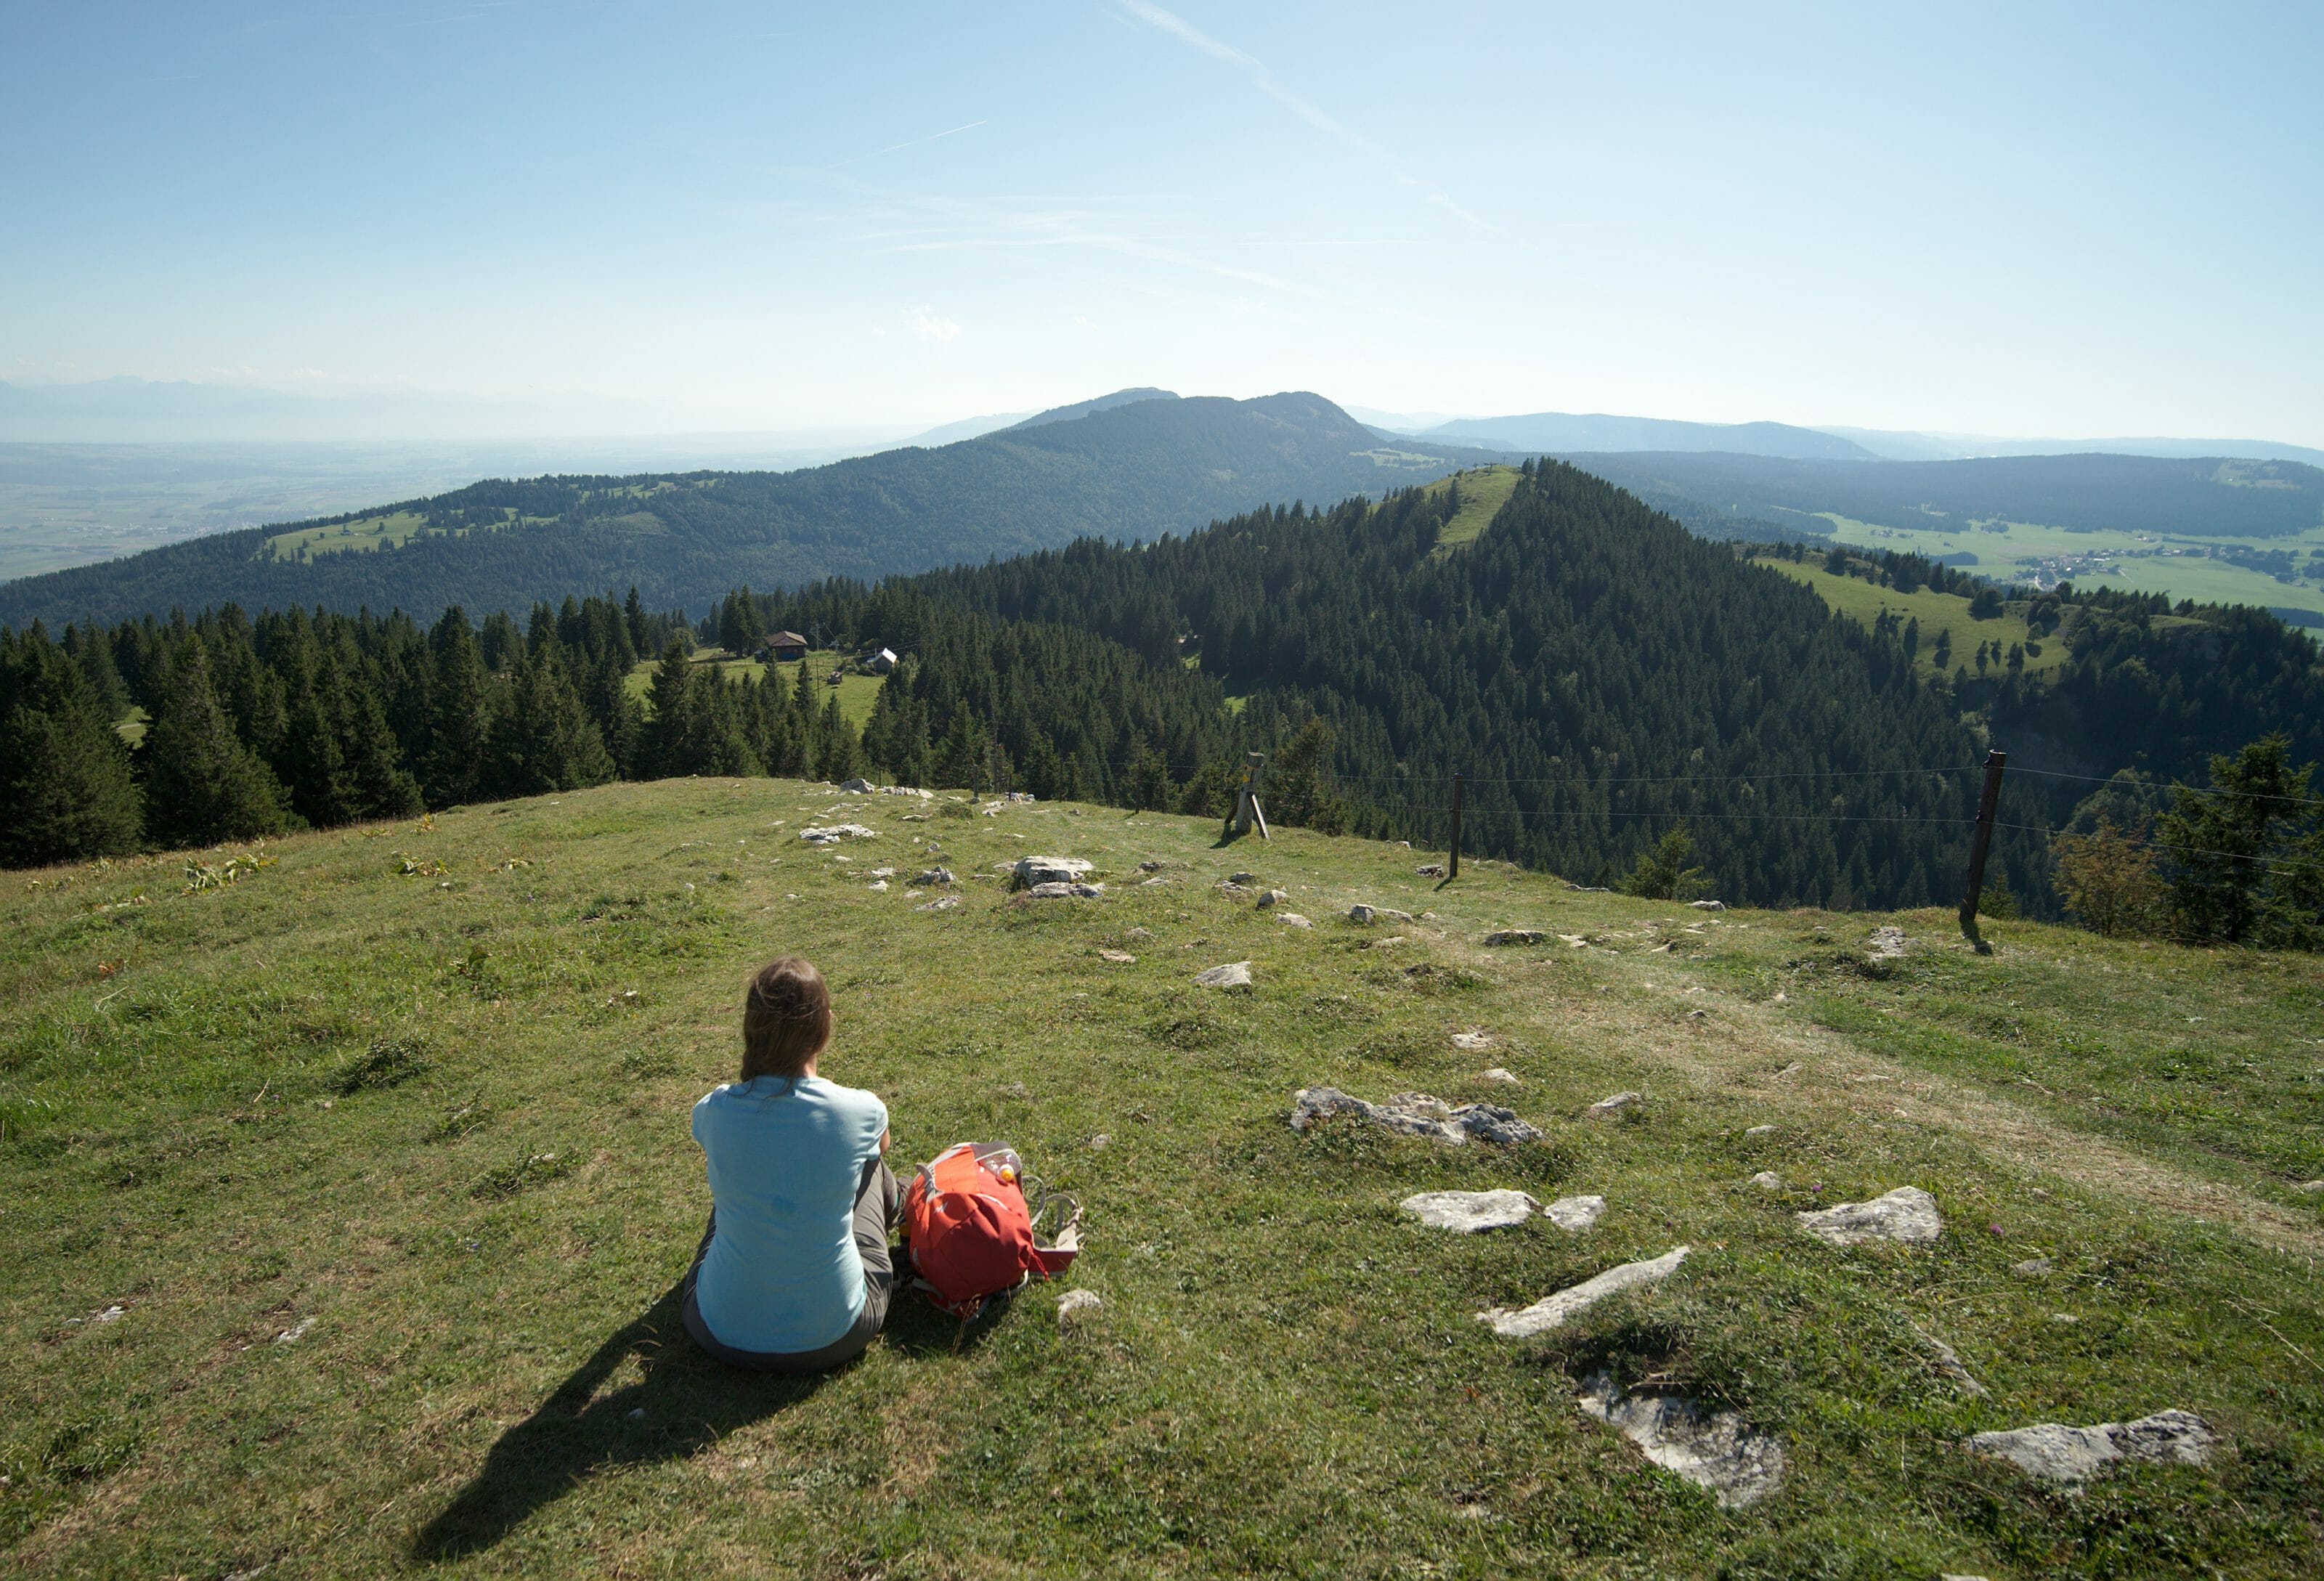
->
<box><xmin>1479</xmin><ymin>1066</ymin><xmax>1520</xmax><ymax>1084</ymax></box>
<box><xmin>1583</xmin><ymin>1091</ymin><xmax>1641</xmax><ymax>1121</ymax></box>
<box><xmin>1015</xmin><ymin>855</ymin><xmax>1094</xmax><ymax>887</ymax></box>
<box><xmin>1276</xmin><ymin>912</ymin><xmax>1313</xmax><ymax>929</ymax></box>
<box><xmin>1750</xmin><ymin>1171</ymin><xmax>1784</xmax><ymax>1190</ymax></box>
<box><xmin>1544</xmin><ymin>1194</ymin><xmax>1606</xmax><ymax>1230</ymax></box>
<box><xmin>800</xmin><ymin>824</ymin><xmax>875</xmax><ymax>844</ymax></box>
<box><xmin>1450</xmin><ymin>1031</ymin><xmax>1494</xmax><ymax>1051</ymax></box>
<box><xmin>1577</xmin><ymin>1372</ymin><xmax>1785</xmax><ymax>1508</ymax></box>
<box><xmin>1193</xmin><ymin>961</ymin><xmax>1254</xmax><ymax>988</ymax></box>
<box><xmin>1797</xmin><ymin>1185</ymin><xmax>1942</xmax><ymax>1246</ymax></box>
<box><xmin>1478</xmin><ymin>1245</ymin><xmax>1688</xmax><ymax>1337</ymax></box>
<box><xmin>1291</xmin><ymin>1086</ymin><xmax>1542</xmax><ymax>1147</ymax></box>
<box><xmin>1400</xmin><ymin>1190</ymin><xmax>1539</xmax><ymax>1232</ymax></box>
<box><xmin>1967</xmin><ymin>1409</ymin><xmax>2214</xmax><ymax>1485</ymax></box>
<box><xmin>1056</xmin><ymin>1288</ymin><xmax>1102</xmax><ymax>1325</ymax></box>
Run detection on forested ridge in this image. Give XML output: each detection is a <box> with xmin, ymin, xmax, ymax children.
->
<box><xmin>10</xmin><ymin>458</ymin><xmax>2324</xmax><ymax>924</ymax></box>
<box><xmin>0</xmin><ymin>393</ymin><xmax>1498</xmax><ymax>630</ymax></box>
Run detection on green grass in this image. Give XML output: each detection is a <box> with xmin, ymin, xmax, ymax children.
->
<box><xmin>264</xmin><ymin>509</ymin><xmax>561</xmax><ymax>563</ymax></box>
<box><xmin>1764</xmin><ymin>559</ymin><xmax>2071</xmax><ymax>679</ymax></box>
<box><xmin>1429</xmin><ymin>465</ymin><xmax>1524</xmax><ymax>557</ymax></box>
<box><xmin>3</xmin><ymin>782</ymin><xmax>2321</xmax><ymax>1576</ymax></box>
<box><xmin>625</xmin><ymin>650</ymin><xmax>887</xmax><ymax>730</ymax></box>
<box><xmin>1814</xmin><ymin>511</ymin><xmax>2324</xmax><ymax>619</ymax></box>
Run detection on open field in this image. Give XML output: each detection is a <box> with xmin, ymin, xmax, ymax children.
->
<box><xmin>3</xmin><ymin>779</ymin><xmax>2320</xmax><ymax>1576</ymax></box>
<box><xmin>1429</xmin><ymin>465</ymin><xmax>1524</xmax><ymax>556</ymax></box>
<box><xmin>625</xmin><ymin>650</ymin><xmax>887</xmax><ymax>730</ymax></box>
<box><xmin>1815</xmin><ymin>512</ymin><xmax>2324</xmax><ymax>620</ymax></box>
<box><xmin>1760</xmin><ymin>560</ymin><xmax>2071</xmax><ymax>680</ymax></box>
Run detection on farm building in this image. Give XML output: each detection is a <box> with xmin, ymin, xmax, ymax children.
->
<box><xmin>865</xmin><ymin>646</ymin><xmax>899</xmax><ymax>673</ymax></box>
<box><xmin>762</xmin><ymin>630</ymin><xmax>808</xmax><ymax>662</ymax></box>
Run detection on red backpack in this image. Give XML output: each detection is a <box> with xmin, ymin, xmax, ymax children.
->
<box><xmin>901</xmin><ymin>1142</ymin><xmax>1081</xmax><ymax>1319</ymax></box>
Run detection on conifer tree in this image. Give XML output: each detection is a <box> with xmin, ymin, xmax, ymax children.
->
<box><xmin>139</xmin><ymin>634</ymin><xmax>287</xmax><ymax>848</ymax></box>
<box><xmin>487</xmin><ymin>643</ymin><xmax>615</xmax><ymax>795</ymax></box>
<box><xmin>0</xmin><ymin>627</ymin><xmax>144</xmax><ymax>866</ymax></box>
<box><xmin>638</xmin><ymin>640</ymin><xmax>694</xmax><ymax>779</ymax></box>
<box><xmin>425</xmin><ymin>608</ymin><xmax>489</xmax><ymax>805</ymax></box>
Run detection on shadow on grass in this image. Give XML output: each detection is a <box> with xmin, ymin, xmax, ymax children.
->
<box><xmin>410</xmin><ymin>1278</ymin><xmax>832</xmax><ymax>1562</ymax></box>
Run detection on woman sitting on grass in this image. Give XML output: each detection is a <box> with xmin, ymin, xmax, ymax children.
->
<box><xmin>683</xmin><ymin>956</ymin><xmax>900</xmax><ymax>1373</ymax></box>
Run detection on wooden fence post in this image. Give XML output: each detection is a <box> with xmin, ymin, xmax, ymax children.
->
<box><xmin>1959</xmin><ymin>749</ymin><xmax>2007</xmax><ymax>953</ymax></box>
<box><xmin>1231</xmin><ymin>752</ymin><xmax>1269</xmax><ymax>840</ymax></box>
<box><xmin>1447</xmin><ymin>771</ymin><xmax>1465</xmax><ymax>879</ymax></box>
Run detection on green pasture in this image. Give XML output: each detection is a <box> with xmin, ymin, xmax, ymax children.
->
<box><xmin>1762</xmin><ymin>560</ymin><xmax>2069</xmax><ymax>680</ymax></box>
<box><xmin>1429</xmin><ymin>465</ymin><xmax>1524</xmax><ymax>556</ymax></box>
<box><xmin>2</xmin><ymin>779</ymin><xmax>2320</xmax><ymax>1576</ymax></box>
<box><xmin>625</xmin><ymin>649</ymin><xmax>887</xmax><ymax>731</ymax></box>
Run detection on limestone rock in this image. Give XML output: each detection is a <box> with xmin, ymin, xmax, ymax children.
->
<box><xmin>1966</xmin><ymin>1409</ymin><xmax>2214</xmax><ymax>1485</ymax></box>
<box><xmin>866</xmin><ymin>879</ymin><xmax>888</xmax><ymax>892</ymax></box>
<box><xmin>1450</xmin><ymin>1031</ymin><xmax>1494</xmax><ymax>1051</ymax></box>
<box><xmin>1227</xmin><ymin>871</ymin><xmax>1259</xmax><ymax>885</ymax></box>
<box><xmin>1583</xmin><ymin>1091</ymin><xmax>1641</xmax><ymax>1121</ymax></box>
<box><xmin>1478</xmin><ymin>1245</ymin><xmax>1689</xmax><ymax>1337</ymax></box>
<box><xmin>1575</xmin><ymin>1373</ymin><xmax>1784</xmax><ymax>1508</ymax></box>
<box><xmin>1544</xmin><ymin>1194</ymin><xmax>1606</xmax><ymax>1230</ymax></box>
<box><xmin>800</xmin><ymin>824</ymin><xmax>875</xmax><ymax>844</ymax></box>
<box><xmin>915</xmin><ymin>895</ymin><xmax>960</xmax><ymax>912</ymax></box>
<box><xmin>1057</xmin><ymin>1288</ymin><xmax>1103</xmax><ymax>1325</ymax></box>
<box><xmin>1193</xmin><ymin>961</ymin><xmax>1254</xmax><ymax>989</ymax></box>
<box><xmin>1400</xmin><ymin>1189</ymin><xmax>1539</xmax><ymax>1232</ymax></box>
<box><xmin>1482</xmin><ymin>929</ymin><xmax>1547</xmax><ymax>946</ymax></box>
<box><xmin>1744</xmin><ymin>1124</ymin><xmax>1776</xmax><ymax>1136</ymax></box>
<box><xmin>1290</xmin><ymin>1086</ymin><xmax>1543</xmax><ymax>1147</ymax></box>
<box><xmin>1097</xmin><ymin>949</ymin><xmax>1136</xmax><ymax>964</ymax></box>
<box><xmin>2293</xmin><ymin>1179</ymin><xmax>2324</xmax><ymax>1195</ymax></box>
<box><xmin>1911</xmin><ymin>1322</ymin><xmax>1986</xmax><ymax>1397</ymax></box>
<box><xmin>1277</xmin><ymin>912</ymin><xmax>1314</xmax><ymax>929</ymax></box>
<box><xmin>1255</xmin><ymin>889</ymin><xmax>1289</xmax><ymax>909</ymax></box>
<box><xmin>839</xmin><ymin>778</ymin><xmax>875</xmax><ymax>793</ymax></box>
<box><xmin>1028</xmin><ymin>880</ymin><xmax>1103</xmax><ymax>900</ymax></box>
<box><xmin>1138</xmin><ymin>859</ymin><xmax>1163</xmax><ymax>872</ymax></box>
<box><xmin>1479</xmin><ymin>1068</ymin><xmax>1520</xmax><ymax>1085</ymax></box>
<box><xmin>2012</xmin><ymin>1256</ymin><xmax>2054</xmax><ymax>1277</ymax></box>
<box><xmin>1750</xmin><ymin>1171</ymin><xmax>1784</xmax><ymax>1190</ymax></box>
<box><xmin>1415</xmin><ymin>862</ymin><xmax>1445</xmax><ymax>877</ymax></box>
<box><xmin>1797</xmin><ymin>1186</ymin><xmax>1942</xmax><ymax>1247</ymax></box>
<box><xmin>1689</xmin><ymin>899</ymin><xmax>1727</xmax><ymax>911</ymax></box>
<box><xmin>909</xmin><ymin>866</ymin><xmax>955</xmax><ymax>887</ymax></box>
<box><xmin>1015</xmin><ymin>855</ymin><xmax>1094</xmax><ymax>887</ymax></box>
<box><xmin>1867</xmin><ymin>925</ymin><xmax>1909</xmax><ymax>960</ymax></box>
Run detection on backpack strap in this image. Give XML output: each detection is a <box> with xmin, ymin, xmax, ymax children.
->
<box><xmin>1027</xmin><ymin>1191</ymin><xmax>1082</xmax><ymax>1276</ymax></box>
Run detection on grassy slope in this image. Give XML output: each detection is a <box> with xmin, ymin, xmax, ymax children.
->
<box><xmin>625</xmin><ymin>650</ymin><xmax>887</xmax><ymax>731</ymax></box>
<box><xmin>3</xmin><ymin>781</ymin><xmax>2321</xmax><ymax>1577</ymax></box>
<box><xmin>1428</xmin><ymin>465</ymin><xmax>1524</xmax><ymax>556</ymax></box>
<box><xmin>1764</xmin><ymin>559</ymin><xmax>2071</xmax><ymax>680</ymax></box>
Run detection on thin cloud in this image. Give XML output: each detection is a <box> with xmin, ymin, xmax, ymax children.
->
<box><xmin>829</xmin><ymin>119</ymin><xmax>989</xmax><ymax>171</ymax></box>
<box><xmin>913</xmin><ymin>307</ymin><xmax>962</xmax><ymax>342</ymax></box>
<box><xmin>1117</xmin><ymin>0</ymin><xmax>1496</xmax><ymax>233</ymax></box>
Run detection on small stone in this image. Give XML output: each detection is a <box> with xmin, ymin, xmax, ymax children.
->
<box><xmin>1088</xmin><ymin>1133</ymin><xmax>1110</xmax><ymax>1150</ymax></box>
<box><xmin>1744</xmin><ymin>1124</ymin><xmax>1776</xmax><ymax>1136</ymax></box>
<box><xmin>909</xmin><ymin>866</ymin><xmax>956</xmax><ymax>887</ymax></box>
<box><xmin>1576</xmin><ymin>1372</ymin><xmax>1784</xmax><ymax>1508</ymax></box>
<box><xmin>1911</xmin><ymin>1322</ymin><xmax>1987</xmax><ymax>1397</ymax></box>
<box><xmin>915</xmin><ymin>895</ymin><xmax>960</xmax><ymax>912</ymax></box>
<box><xmin>866</xmin><ymin>879</ymin><xmax>888</xmax><ymax>892</ymax></box>
<box><xmin>275</xmin><ymin>1317</ymin><xmax>317</xmax><ymax>1344</ymax></box>
<box><xmin>2293</xmin><ymin>1179</ymin><xmax>2324</xmax><ymax>1194</ymax></box>
<box><xmin>1479</xmin><ymin>1067</ymin><xmax>1520</xmax><ymax>1085</ymax></box>
<box><xmin>1797</xmin><ymin>1186</ymin><xmax>1943</xmax><ymax>1247</ymax></box>
<box><xmin>1686</xmin><ymin>1009</ymin><xmax>1707</xmax><ymax>1020</ymax></box>
<box><xmin>869</xmin><ymin>866</ymin><xmax>897</xmax><ymax>879</ymax></box>
<box><xmin>1479</xmin><ymin>1245</ymin><xmax>1689</xmax><ymax>1337</ymax></box>
<box><xmin>1255</xmin><ymin>889</ymin><xmax>1289</xmax><ymax>909</ymax></box>
<box><xmin>1193</xmin><ymin>961</ymin><xmax>1254</xmax><ymax>989</ymax></box>
<box><xmin>1750</xmin><ymin>1171</ymin><xmax>1784</xmax><ymax>1190</ymax></box>
<box><xmin>1277</xmin><ymin>912</ymin><xmax>1313</xmax><ymax>929</ymax></box>
<box><xmin>1126</xmin><ymin>927</ymin><xmax>1153</xmax><ymax>941</ymax></box>
<box><xmin>90</xmin><ymin>1304</ymin><xmax>127</xmax><ymax>1325</ymax></box>
<box><xmin>1138</xmin><ymin>860</ymin><xmax>1163</xmax><ymax>872</ymax></box>
<box><xmin>1057</xmin><ymin>1288</ymin><xmax>1102</xmax><ymax>1325</ymax></box>
<box><xmin>1347</xmin><ymin>904</ymin><xmax>1378</xmax><ymax>924</ymax></box>
<box><xmin>799</xmin><ymin>823</ymin><xmax>876</xmax><ymax>844</ymax></box>
<box><xmin>840</xmin><ymin>778</ymin><xmax>874</xmax><ymax>794</ymax></box>
<box><xmin>1771</xmin><ymin>991</ymin><xmax>1789</xmax><ymax>1003</ymax></box>
<box><xmin>627</xmin><ymin>1407</ymin><xmax>646</xmax><ymax>1420</ymax></box>
<box><xmin>1482</xmin><ymin>929</ymin><xmax>1547</xmax><ymax>946</ymax></box>
<box><xmin>1583</xmin><ymin>1091</ymin><xmax>1640</xmax><ymax>1121</ymax></box>
<box><xmin>1098</xmin><ymin>949</ymin><xmax>1136</xmax><ymax>964</ymax></box>
<box><xmin>1290</xmin><ymin>1086</ymin><xmax>1542</xmax><ymax>1146</ymax></box>
<box><xmin>1967</xmin><ymin>1410</ymin><xmax>2214</xmax><ymax>1485</ymax></box>
<box><xmin>1227</xmin><ymin>871</ymin><xmax>1258</xmax><ymax>885</ymax></box>
<box><xmin>1689</xmin><ymin>899</ymin><xmax>1727</xmax><ymax>911</ymax></box>
<box><xmin>1415</xmin><ymin>863</ymin><xmax>1445</xmax><ymax>877</ymax></box>
<box><xmin>1544</xmin><ymin>1194</ymin><xmax>1606</xmax><ymax>1230</ymax></box>
<box><xmin>1866</xmin><ymin>926</ymin><xmax>1909</xmax><ymax>960</ymax></box>
<box><xmin>1401</xmin><ymin>1189</ymin><xmax>1539</xmax><ymax>1232</ymax></box>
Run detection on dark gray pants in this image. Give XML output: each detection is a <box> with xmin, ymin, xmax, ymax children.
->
<box><xmin>683</xmin><ymin>1155</ymin><xmax>902</xmax><ymax>1373</ymax></box>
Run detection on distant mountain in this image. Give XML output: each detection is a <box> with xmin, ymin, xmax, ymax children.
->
<box><xmin>896</xmin><ymin>410</ymin><xmax>1036</xmax><ymax>448</ymax></box>
<box><xmin>1566</xmin><ymin>450</ymin><xmax>2324</xmax><ymax>541</ymax></box>
<box><xmin>1007</xmin><ymin>387</ymin><xmax>1179</xmax><ymax>430</ymax></box>
<box><xmin>1816</xmin><ymin>425</ymin><xmax>2324</xmax><ymax>467</ymax></box>
<box><xmin>0</xmin><ymin>391</ymin><xmax>1504</xmax><ymax>628</ymax></box>
<box><xmin>1413</xmin><ymin>410</ymin><xmax>1880</xmax><ymax>462</ymax></box>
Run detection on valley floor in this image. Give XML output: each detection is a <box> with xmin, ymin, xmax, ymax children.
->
<box><xmin>2</xmin><ymin>781</ymin><xmax>2320</xmax><ymax>1577</ymax></box>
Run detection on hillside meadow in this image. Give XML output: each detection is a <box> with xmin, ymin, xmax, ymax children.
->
<box><xmin>2</xmin><ymin>779</ymin><xmax>2321</xmax><ymax>1577</ymax></box>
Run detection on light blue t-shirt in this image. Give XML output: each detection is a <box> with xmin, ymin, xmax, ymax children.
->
<box><xmin>691</xmin><ymin>1073</ymin><xmax>889</xmax><ymax>1354</ymax></box>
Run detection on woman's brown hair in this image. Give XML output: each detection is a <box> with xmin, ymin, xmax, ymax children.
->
<box><xmin>740</xmin><ymin>957</ymin><xmax>832</xmax><ymax>1081</ymax></box>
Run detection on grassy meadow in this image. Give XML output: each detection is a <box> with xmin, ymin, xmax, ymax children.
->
<box><xmin>3</xmin><ymin>779</ymin><xmax>2322</xmax><ymax>1577</ymax></box>
<box><xmin>625</xmin><ymin>650</ymin><xmax>887</xmax><ymax>731</ymax></box>
<box><xmin>1429</xmin><ymin>466</ymin><xmax>1524</xmax><ymax>556</ymax></box>
<box><xmin>1762</xmin><ymin>560</ymin><xmax>2072</xmax><ymax>681</ymax></box>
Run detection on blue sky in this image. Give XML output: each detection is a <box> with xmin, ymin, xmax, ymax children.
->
<box><xmin>4</xmin><ymin>1</ymin><xmax>2320</xmax><ymax>441</ymax></box>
